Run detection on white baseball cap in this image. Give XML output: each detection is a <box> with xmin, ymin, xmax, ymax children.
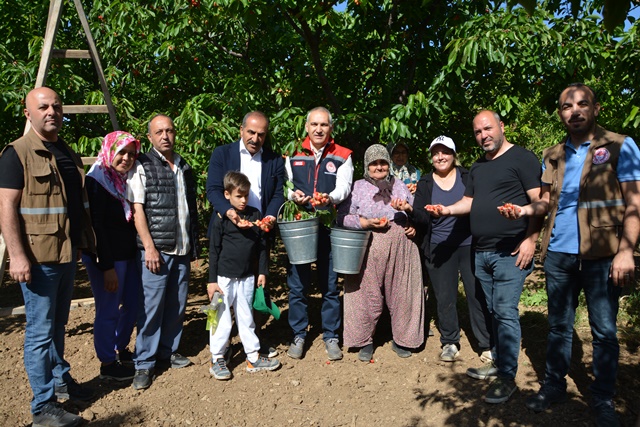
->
<box><xmin>429</xmin><ymin>136</ymin><xmax>456</xmax><ymax>153</ymax></box>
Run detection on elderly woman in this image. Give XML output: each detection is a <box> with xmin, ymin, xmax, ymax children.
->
<box><xmin>82</xmin><ymin>131</ymin><xmax>141</xmax><ymax>381</ymax></box>
<box><xmin>388</xmin><ymin>140</ymin><xmax>421</xmax><ymax>193</ymax></box>
<box><xmin>338</xmin><ymin>144</ymin><xmax>424</xmax><ymax>361</ymax></box>
<box><xmin>396</xmin><ymin>136</ymin><xmax>492</xmax><ymax>363</ymax></box>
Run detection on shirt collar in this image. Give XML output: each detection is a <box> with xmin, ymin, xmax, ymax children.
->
<box><xmin>564</xmin><ymin>138</ymin><xmax>591</xmax><ymax>153</ymax></box>
<box><xmin>152</xmin><ymin>147</ymin><xmax>181</xmax><ymax>165</ymax></box>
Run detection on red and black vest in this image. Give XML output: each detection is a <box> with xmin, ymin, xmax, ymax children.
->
<box><xmin>289</xmin><ymin>137</ymin><xmax>352</xmax><ymax>205</ymax></box>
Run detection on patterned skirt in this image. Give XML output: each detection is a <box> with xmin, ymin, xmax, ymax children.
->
<box><xmin>343</xmin><ymin>222</ymin><xmax>425</xmax><ymax>348</ymax></box>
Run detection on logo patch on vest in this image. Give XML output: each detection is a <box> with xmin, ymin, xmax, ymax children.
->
<box><xmin>292</xmin><ymin>160</ymin><xmax>305</xmax><ymax>166</ymax></box>
<box><xmin>592</xmin><ymin>148</ymin><xmax>610</xmax><ymax>165</ymax></box>
<box><xmin>325</xmin><ymin>161</ymin><xmax>337</xmax><ymax>173</ymax></box>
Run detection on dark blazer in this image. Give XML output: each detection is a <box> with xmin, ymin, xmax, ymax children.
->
<box><xmin>206</xmin><ymin>140</ymin><xmax>285</xmax><ymax>226</ymax></box>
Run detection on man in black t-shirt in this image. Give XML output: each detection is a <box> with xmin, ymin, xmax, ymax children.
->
<box><xmin>0</xmin><ymin>87</ymin><xmax>95</xmax><ymax>427</ymax></box>
<box><xmin>429</xmin><ymin>110</ymin><xmax>546</xmax><ymax>405</ymax></box>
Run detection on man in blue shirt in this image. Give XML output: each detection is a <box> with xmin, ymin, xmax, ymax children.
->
<box><xmin>525</xmin><ymin>83</ymin><xmax>640</xmax><ymax>427</ymax></box>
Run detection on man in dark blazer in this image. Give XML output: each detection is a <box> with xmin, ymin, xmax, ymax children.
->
<box><xmin>206</xmin><ymin>111</ymin><xmax>285</xmax><ymax>228</ymax></box>
<box><xmin>206</xmin><ymin>111</ymin><xmax>285</xmax><ymax>358</ymax></box>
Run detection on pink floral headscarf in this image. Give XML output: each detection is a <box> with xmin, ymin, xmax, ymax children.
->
<box><xmin>87</xmin><ymin>131</ymin><xmax>140</xmax><ymax>221</ymax></box>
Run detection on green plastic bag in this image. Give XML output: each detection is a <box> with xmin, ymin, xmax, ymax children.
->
<box><xmin>253</xmin><ymin>287</ymin><xmax>280</xmax><ymax>320</ymax></box>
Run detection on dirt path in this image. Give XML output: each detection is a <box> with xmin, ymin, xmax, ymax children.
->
<box><xmin>0</xmin><ymin>260</ymin><xmax>638</xmax><ymax>427</ymax></box>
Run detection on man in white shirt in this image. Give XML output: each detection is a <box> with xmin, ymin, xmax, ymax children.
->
<box><xmin>285</xmin><ymin>107</ymin><xmax>354</xmax><ymax>361</ymax></box>
<box><xmin>206</xmin><ymin>111</ymin><xmax>286</xmax><ymax>358</ymax></box>
<box><xmin>128</xmin><ymin>114</ymin><xmax>199</xmax><ymax>390</ymax></box>
<box><xmin>206</xmin><ymin>111</ymin><xmax>285</xmax><ymax>227</ymax></box>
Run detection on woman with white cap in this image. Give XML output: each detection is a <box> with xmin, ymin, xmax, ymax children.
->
<box><xmin>337</xmin><ymin>144</ymin><xmax>424</xmax><ymax>361</ymax></box>
<box><xmin>396</xmin><ymin>136</ymin><xmax>493</xmax><ymax>363</ymax></box>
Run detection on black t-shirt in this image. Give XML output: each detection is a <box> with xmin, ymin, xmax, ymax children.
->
<box><xmin>0</xmin><ymin>146</ymin><xmax>25</xmax><ymax>189</ymax></box>
<box><xmin>208</xmin><ymin>206</ymin><xmax>267</xmax><ymax>282</ymax></box>
<box><xmin>0</xmin><ymin>142</ymin><xmax>84</xmax><ymax>246</ymax></box>
<box><xmin>465</xmin><ymin>145</ymin><xmax>541</xmax><ymax>252</ymax></box>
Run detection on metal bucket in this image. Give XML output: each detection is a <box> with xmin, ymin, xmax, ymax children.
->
<box><xmin>330</xmin><ymin>227</ymin><xmax>371</xmax><ymax>274</ymax></box>
<box><xmin>278</xmin><ymin>217</ymin><xmax>319</xmax><ymax>264</ymax></box>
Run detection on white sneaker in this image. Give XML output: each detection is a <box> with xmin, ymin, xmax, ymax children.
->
<box><xmin>480</xmin><ymin>350</ymin><xmax>493</xmax><ymax>363</ymax></box>
<box><xmin>440</xmin><ymin>343</ymin><xmax>460</xmax><ymax>362</ymax></box>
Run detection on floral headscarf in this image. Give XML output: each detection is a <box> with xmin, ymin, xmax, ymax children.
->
<box><xmin>87</xmin><ymin>131</ymin><xmax>140</xmax><ymax>221</ymax></box>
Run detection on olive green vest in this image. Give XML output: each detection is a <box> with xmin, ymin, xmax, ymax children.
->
<box><xmin>4</xmin><ymin>129</ymin><xmax>94</xmax><ymax>264</ymax></box>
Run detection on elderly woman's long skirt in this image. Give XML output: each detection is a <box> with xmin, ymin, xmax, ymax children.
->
<box><xmin>343</xmin><ymin>222</ymin><xmax>425</xmax><ymax>349</ymax></box>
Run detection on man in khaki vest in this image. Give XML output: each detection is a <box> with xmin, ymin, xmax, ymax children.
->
<box><xmin>525</xmin><ymin>83</ymin><xmax>640</xmax><ymax>427</ymax></box>
<box><xmin>0</xmin><ymin>87</ymin><xmax>95</xmax><ymax>427</ymax></box>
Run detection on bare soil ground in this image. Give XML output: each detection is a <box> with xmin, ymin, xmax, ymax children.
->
<box><xmin>1</xmin><ymin>251</ymin><xmax>639</xmax><ymax>427</ymax></box>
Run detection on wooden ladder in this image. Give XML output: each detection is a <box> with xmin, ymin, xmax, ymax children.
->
<box><xmin>1</xmin><ymin>0</ymin><xmax>118</xmax><ymax>284</ymax></box>
<box><xmin>27</xmin><ymin>0</ymin><xmax>119</xmax><ymax>139</ymax></box>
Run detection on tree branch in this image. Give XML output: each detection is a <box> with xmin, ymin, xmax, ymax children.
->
<box><xmin>203</xmin><ymin>31</ymin><xmax>269</xmax><ymax>90</ymax></box>
<box><xmin>362</xmin><ymin>1</ymin><xmax>398</xmax><ymax>96</ymax></box>
<box><xmin>205</xmin><ymin>33</ymin><xmax>244</xmax><ymax>58</ymax></box>
<box><xmin>282</xmin><ymin>5</ymin><xmax>342</xmax><ymax>114</ymax></box>
<box><xmin>398</xmin><ymin>18</ymin><xmax>427</xmax><ymax>104</ymax></box>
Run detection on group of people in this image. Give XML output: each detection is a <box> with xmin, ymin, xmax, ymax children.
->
<box><xmin>0</xmin><ymin>83</ymin><xmax>637</xmax><ymax>427</ymax></box>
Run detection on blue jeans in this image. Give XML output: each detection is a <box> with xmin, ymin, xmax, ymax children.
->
<box><xmin>134</xmin><ymin>250</ymin><xmax>190</xmax><ymax>370</ymax></box>
<box><xmin>82</xmin><ymin>254</ymin><xmax>140</xmax><ymax>363</ymax></box>
<box><xmin>20</xmin><ymin>256</ymin><xmax>77</xmax><ymax>414</ymax></box>
<box><xmin>543</xmin><ymin>251</ymin><xmax>620</xmax><ymax>399</ymax></box>
<box><xmin>474</xmin><ymin>250</ymin><xmax>532</xmax><ymax>379</ymax></box>
<box><xmin>287</xmin><ymin>225</ymin><xmax>340</xmax><ymax>341</ymax></box>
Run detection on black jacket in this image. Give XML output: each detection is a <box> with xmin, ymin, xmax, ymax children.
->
<box><xmin>409</xmin><ymin>166</ymin><xmax>470</xmax><ymax>259</ymax></box>
<box><xmin>84</xmin><ymin>176</ymin><xmax>137</xmax><ymax>269</ymax></box>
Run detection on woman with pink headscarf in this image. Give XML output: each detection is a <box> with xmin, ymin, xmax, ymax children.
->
<box><xmin>82</xmin><ymin>131</ymin><xmax>140</xmax><ymax>382</ymax></box>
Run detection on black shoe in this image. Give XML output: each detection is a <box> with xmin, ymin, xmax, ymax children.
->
<box><xmin>525</xmin><ymin>385</ymin><xmax>567</xmax><ymax>412</ymax></box>
<box><xmin>170</xmin><ymin>353</ymin><xmax>192</xmax><ymax>369</ymax></box>
<box><xmin>358</xmin><ymin>344</ymin><xmax>374</xmax><ymax>362</ymax></box>
<box><xmin>116</xmin><ymin>348</ymin><xmax>134</xmax><ymax>363</ymax></box>
<box><xmin>99</xmin><ymin>361</ymin><xmax>135</xmax><ymax>382</ymax></box>
<box><xmin>55</xmin><ymin>378</ymin><xmax>94</xmax><ymax>402</ymax></box>
<box><xmin>32</xmin><ymin>402</ymin><xmax>83</xmax><ymax>427</ymax></box>
<box><xmin>592</xmin><ymin>398</ymin><xmax>620</xmax><ymax>427</ymax></box>
<box><xmin>223</xmin><ymin>345</ymin><xmax>233</xmax><ymax>365</ymax></box>
<box><xmin>132</xmin><ymin>369</ymin><xmax>154</xmax><ymax>390</ymax></box>
<box><xmin>157</xmin><ymin>352</ymin><xmax>192</xmax><ymax>369</ymax></box>
<box><xmin>391</xmin><ymin>341</ymin><xmax>412</xmax><ymax>358</ymax></box>
<box><xmin>259</xmin><ymin>344</ymin><xmax>278</xmax><ymax>358</ymax></box>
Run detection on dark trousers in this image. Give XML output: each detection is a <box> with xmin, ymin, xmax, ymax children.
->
<box><xmin>543</xmin><ymin>251</ymin><xmax>620</xmax><ymax>400</ymax></box>
<box><xmin>287</xmin><ymin>226</ymin><xmax>340</xmax><ymax>341</ymax></box>
<box><xmin>425</xmin><ymin>243</ymin><xmax>492</xmax><ymax>349</ymax></box>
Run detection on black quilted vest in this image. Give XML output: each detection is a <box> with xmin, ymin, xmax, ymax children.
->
<box><xmin>136</xmin><ymin>149</ymin><xmax>199</xmax><ymax>258</ymax></box>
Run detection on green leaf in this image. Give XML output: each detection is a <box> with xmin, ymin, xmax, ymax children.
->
<box><xmin>603</xmin><ymin>0</ymin><xmax>630</xmax><ymax>33</ymax></box>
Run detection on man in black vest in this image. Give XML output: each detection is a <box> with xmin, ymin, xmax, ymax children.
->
<box><xmin>128</xmin><ymin>114</ymin><xmax>199</xmax><ymax>390</ymax></box>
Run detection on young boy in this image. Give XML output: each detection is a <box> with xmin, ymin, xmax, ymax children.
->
<box><xmin>207</xmin><ymin>171</ymin><xmax>280</xmax><ymax>380</ymax></box>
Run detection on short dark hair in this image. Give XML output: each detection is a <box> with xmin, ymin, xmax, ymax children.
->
<box><xmin>242</xmin><ymin>111</ymin><xmax>269</xmax><ymax>128</ymax></box>
<box><xmin>560</xmin><ymin>83</ymin><xmax>598</xmax><ymax>105</ymax></box>
<box><xmin>223</xmin><ymin>171</ymin><xmax>251</xmax><ymax>193</ymax></box>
